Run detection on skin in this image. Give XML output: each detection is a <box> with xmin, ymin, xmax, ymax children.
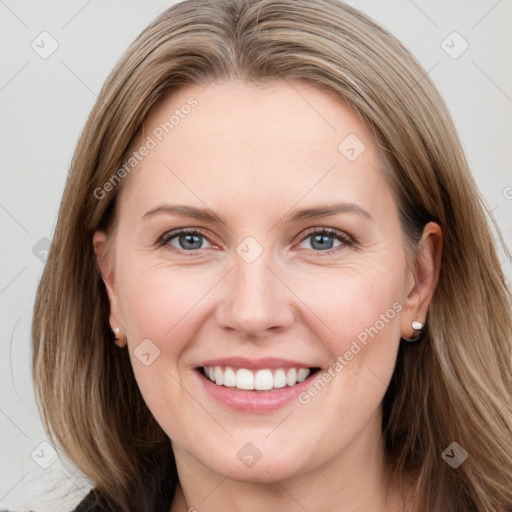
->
<box><xmin>93</xmin><ymin>79</ymin><xmax>442</xmax><ymax>512</ymax></box>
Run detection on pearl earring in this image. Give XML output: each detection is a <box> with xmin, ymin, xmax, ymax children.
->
<box><xmin>112</xmin><ymin>327</ymin><xmax>124</xmax><ymax>347</ymax></box>
<box><xmin>403</xmin><ymin>320</ymin><xmax>423</xmax><ymax>343</ymax></box>
<box><xmin>411</xmin><ymin>321</ymin><xmax>423</xmax><ymax>331</ymax></box>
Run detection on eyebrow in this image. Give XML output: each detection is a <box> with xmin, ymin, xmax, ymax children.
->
<box><xmin>141</xmin><ymin>201</ymin><xmax>373</xmax><ymax>223</ymax></box>
<box><xmin>284</xmin><ymin>202</ymin><xmax>373</xmax><ymax>222</ymax></box>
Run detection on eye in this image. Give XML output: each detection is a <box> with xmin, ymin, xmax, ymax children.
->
<box><xmin>297</xmin><ymin>228</ymin><xmax>352</xmax><ymax>254</ymax></box>
<box><xmin>157</xmin><ymin>227</ymin><xmax>353</xmax><ymax>256</ymax></box>
<box><xmin>159</xmin><ymin>229</ymin><xmax>213</xmax><ymax>253</ymax></box>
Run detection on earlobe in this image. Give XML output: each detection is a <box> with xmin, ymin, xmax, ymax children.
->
<box><xmin>400</xmin><ymin>222</ymin><xmax>443</xmax><ymax>340</ymax></box>
<box><xmin>92</xmin><ymin>231</ymin><xmax>127</xmax><ymax>348</ymax></box>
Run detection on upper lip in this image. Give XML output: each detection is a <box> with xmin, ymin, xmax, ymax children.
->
<box><xmin>196</xmin><ymin>357</ymin><xmax>318</xmax><ymax>371</ymax></box>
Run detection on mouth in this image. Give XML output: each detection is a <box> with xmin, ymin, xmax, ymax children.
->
<box><xmin>194</xmin><ymin>358</ymin><xmax>322</xmax><ymax>413</ymax></box>
<box><xmin>198</xmin><ymin>365</ymin><xmax>321</xmax><ymax>391</ymax></box>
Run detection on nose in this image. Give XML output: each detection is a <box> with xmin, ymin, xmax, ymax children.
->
<box><xmin>215</xmin><ymin>247</ymin><xmax>295</xmax><ymax>339</ymax></box>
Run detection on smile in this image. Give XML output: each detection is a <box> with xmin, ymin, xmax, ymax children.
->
<box><xmin>195</xmin><ymin>358</ymin><xmax>322</xmax><ymax>413</ymax></box>
<box><xmin>201</xmin><ymin>366</ymin><xmax>315</xmax><ymax>391</ymax></box>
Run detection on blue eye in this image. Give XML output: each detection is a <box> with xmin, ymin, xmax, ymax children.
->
<box><xmin>298</xmin><ymin>228</ymin><xmax>352</xmax><ymax>254</ymax></box>
<box><xmin>160</xmin><ymin>229</ymin><xmax>212</xmax><ymax>252</ymax></box>
<box><xmin>158</xmin><ymin>227</ymin><xmax>352</xmax><ymax>256</ymax></box>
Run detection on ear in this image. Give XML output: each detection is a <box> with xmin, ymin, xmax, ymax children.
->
<box><xmin>93</xmin><ymin>230</ymin><xmax>127</xmax><ymax>347</ymax></box>
<box><xmin>400</xmin><ymin>221</ymin><xmax>443</xmax><ymax>340</ymax></box>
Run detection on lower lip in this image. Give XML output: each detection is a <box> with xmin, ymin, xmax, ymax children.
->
<box><xmin>196</xmin><ymin>369</ymin><xmax>319</xmax><ymax>413</ymax></box>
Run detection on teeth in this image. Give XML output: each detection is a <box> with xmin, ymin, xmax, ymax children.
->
<box><xmin>297</xmin><ymin>368</ymin><xmax>310</xmax><ymax>383</ymax></box>
<box><xmin>286</xmin><ymin>368</ymin><xmax>297</xmax><ymax>386</ymax></box>
<box><xmin>223</xmin><ymin>367</ymin><xmax>236</xmax><ymax>387</ymax></box>
<box><xmin>254</xmin><ymin>369</ymin><xmax>273</xmax><ymax>390</ymax></box>
<box><xmin>214</xmin><ymin>366</ymin><xmax>224</xmax><ymax>386</ymax></box>
<box><xmin>273</xmin><ymin>369</ymin><xmax>287</xmax><ymax>388</ymax></box>
<box><xmin>236</xmin><ymin>369</ymin><xmax>254</xmax><ymax>390</ymax></box>
<box><xmin>202</xmin><ymin>366</ymin><xmax>312</xmax><ymax>390</ymax></box>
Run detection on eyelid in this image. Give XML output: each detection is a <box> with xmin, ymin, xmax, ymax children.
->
<box><xmin>157</xmin><ymin>228</ymin><xmax>217</xmax><ymax>251</ymax></box>
<box><xmin>296</xmin><ymin>227</ymin><xmax>354</xmax><ymax>253</ymax></box>
<box><xmin>298</xmin><ymin>226</ymin><xmax>353</xmax><ymax>243</ymax></box>
<box><xmin>157</xmin><ymin>226</ymin><xmax>355</xmax><ymax>254</ymax></box>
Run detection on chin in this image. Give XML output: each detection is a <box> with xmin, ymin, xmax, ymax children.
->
<box><xmin>193</xmin><ymin>440</ymin><xmax>312</xmax><ymax>483</ymax></box>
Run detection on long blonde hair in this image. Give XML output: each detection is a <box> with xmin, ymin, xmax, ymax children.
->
<box><xmin>32</xmin><ymin>1</ymin><xmax>512</xmax><ymax>510</ymax></box>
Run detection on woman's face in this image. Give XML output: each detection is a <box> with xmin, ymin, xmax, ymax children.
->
<box><xmin>94</xmin><ymin>80</ymin><xmax>437</xmax><ymax>484</ymax></box>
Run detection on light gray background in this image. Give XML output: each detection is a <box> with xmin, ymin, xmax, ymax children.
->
<box><xmin>1</xmin><ymin>1</ymin><xmax>511</xmax><ymax>510</ymax></box>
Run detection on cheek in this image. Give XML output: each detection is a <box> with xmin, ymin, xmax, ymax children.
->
<box><xmin>282</xmin><ymin>257</ymin><xmax>405</xmax><ymax>436</ymax></box>
<box><xmin>118</xmin><ymin>259</ymin><xmax>210</xmax><ymax>342</ymax></box>
<box><xmin>288</xmin><ymin>260</ymin><xmax>404</xmax><ymax>360</ymax></box>
<box><xmin>115</xmin><ymin>256</ymin><xmax>208</xmax><ymax>385</ymax></box>
<box><xmin>118</xmin><ymin>265</ymin><xmax>211</xmax><ymax>436</ymax></box>
<box><xmin>285</xmin><ymin>262</ymin><xmax>404</xmax><ymax>449</ymax></box>
<box><xmin>337</xmin><ymin>276</ymin><xmax>402</xmax><ymax>356</ymax></box>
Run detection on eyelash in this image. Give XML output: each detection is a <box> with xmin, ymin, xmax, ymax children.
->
<box><xmin>157</xmin><ymin>227</ymin><xmax>354</xmax><ymax>256</ymax></box>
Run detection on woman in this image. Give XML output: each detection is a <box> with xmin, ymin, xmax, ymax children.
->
<box><xmin>31</xmin><ymin>0</ymin><xmax>512</xmax><ymax>511</ymax></box>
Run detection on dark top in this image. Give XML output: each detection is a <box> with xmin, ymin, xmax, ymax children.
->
<box><xmin>69</xmin><ymin>443</ymin><xmax>178</xmax><ymax>511</ymax></box>
<box><xmin>71</xmin><ymin>489</ymin><xmax>104</xmax><ymax>512</ymax></box>
<box><xmin>70</xmin><ymin>482</ymin><xmax>176</xmax><ymax>512</ymax></box>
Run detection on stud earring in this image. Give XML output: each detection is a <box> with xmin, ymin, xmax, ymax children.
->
<box><xmin>112</xmin><ymin>327</ymin><xmax>123</xmax><ymax>347</ymax></box>
<box><xmin>411</xmin><ymin>321</ymin><xmax>423</xmax><ymax>331</ymax></box>
<box><xmin>402</xmin><ymin>320</ymin><xmax>423</xmax><ymax>343</ymax></box>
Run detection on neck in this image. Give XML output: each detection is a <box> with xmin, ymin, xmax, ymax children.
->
<box><xmin>170</xmin><ymin>409</ymin><xmax>413</xmax><ymax>512</ymax></box>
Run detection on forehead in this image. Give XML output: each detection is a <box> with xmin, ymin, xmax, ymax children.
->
<box><xmin>119</xmin><ymin>79</ymin><xmax>394</xmax><ymax>223</ymax></box>
<box><xmin>141</xmin><ymin>79</ymin><xmax>370</xmax><ymax>156</ymax></box>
